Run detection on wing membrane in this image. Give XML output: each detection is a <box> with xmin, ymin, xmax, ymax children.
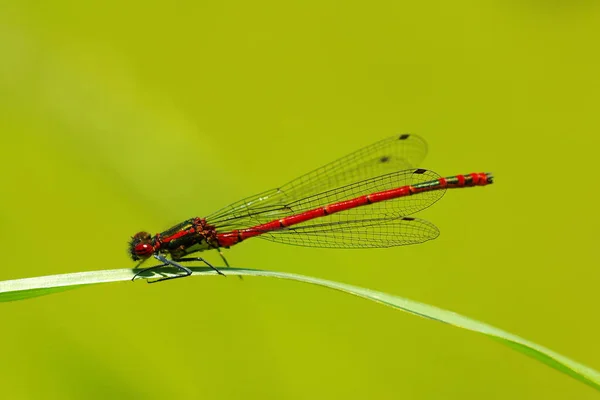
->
<box><xmin>210</xmin><ymin>169</ymin><xmax>445</xmax><ymax>232</ymax></box>
<box><xmin>256</xmin><ymin>217</ymin><xmax>439</xmax><ymax>248</ymax></box>
<box><xmin>207</xmin><ymin>134</ymin><xmax>429</xmax><ymax>230</ymax></box>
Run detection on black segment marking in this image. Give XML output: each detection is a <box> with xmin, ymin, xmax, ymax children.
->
<box><xmin>379</xmin><ymin>156</ymin><xmax>390</xmax><ymax>163</ymax></box>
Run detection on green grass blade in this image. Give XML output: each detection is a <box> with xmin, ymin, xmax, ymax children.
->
<box><xmin>0</xmin><ymin>267</ymin><xmax>598</xmax><ymax>391</ymax></box>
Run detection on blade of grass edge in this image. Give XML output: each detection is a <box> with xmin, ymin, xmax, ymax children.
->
<box><xmin>0</xmin><ymin>267</ymin><xmax>598</xmax><ymax>391</ymax></box>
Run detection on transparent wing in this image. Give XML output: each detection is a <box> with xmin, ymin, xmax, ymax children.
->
<box><xmin>210</xmin><ymin>168</ymin><xmax>445</xmax><ymax>232</ymax></box>
<box><xmin>206</xmin><ymin>134</ymin><xmax>429</xmax><ymax>230</ymax></box>
<box><xmin>256</xmin><ymin>217</ymin><xmax>439</xmax><ymax>248</ymax></box>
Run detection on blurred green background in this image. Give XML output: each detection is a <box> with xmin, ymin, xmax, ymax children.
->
<box><xmin>1</xmin><ymin>1</ymin><xmax>599</xmax><ymax>398</ymax></box>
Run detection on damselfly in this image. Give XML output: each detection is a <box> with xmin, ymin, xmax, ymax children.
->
<box><xmin>129</xmin><ymin>134</ymin><xmax>493</xmax><ymax>282</ymax></box>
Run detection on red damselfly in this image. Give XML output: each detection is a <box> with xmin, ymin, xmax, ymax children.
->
<box><xmin>130</xmin><ymin>134</ymin><xmax>493</xmax><ymax>282</ymax></box>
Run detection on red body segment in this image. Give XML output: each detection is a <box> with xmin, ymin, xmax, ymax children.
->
<box><xmin>367</xmin><ymin>186</ymin><xmax>411</xmax><ymax>203</ymax></box>
<box><xmin>215</xmin><ymin>172</ymin><xmax>492</xmax><ymax>248</ymax></box>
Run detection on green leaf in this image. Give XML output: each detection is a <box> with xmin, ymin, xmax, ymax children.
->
<box><xmin>1</xmin><ymin>267</ymin><xmax>598</xmax><ymax>391</ymax></box>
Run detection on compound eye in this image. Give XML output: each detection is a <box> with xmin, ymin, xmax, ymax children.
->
<box><xmin>134</xmin><ymin>243</ymin><xmax>154</xmax><ymax>258</ymax></box>
<box><xmin>133</xmin><ymin>231</ymin><xmax>152</xmax><ymax>241</ymax></box>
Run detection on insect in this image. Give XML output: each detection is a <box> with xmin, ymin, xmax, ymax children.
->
<box><xmin>129</xmin><ymin>134</ymin><xmax>493</xmax><ymax>282</ymax></box>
